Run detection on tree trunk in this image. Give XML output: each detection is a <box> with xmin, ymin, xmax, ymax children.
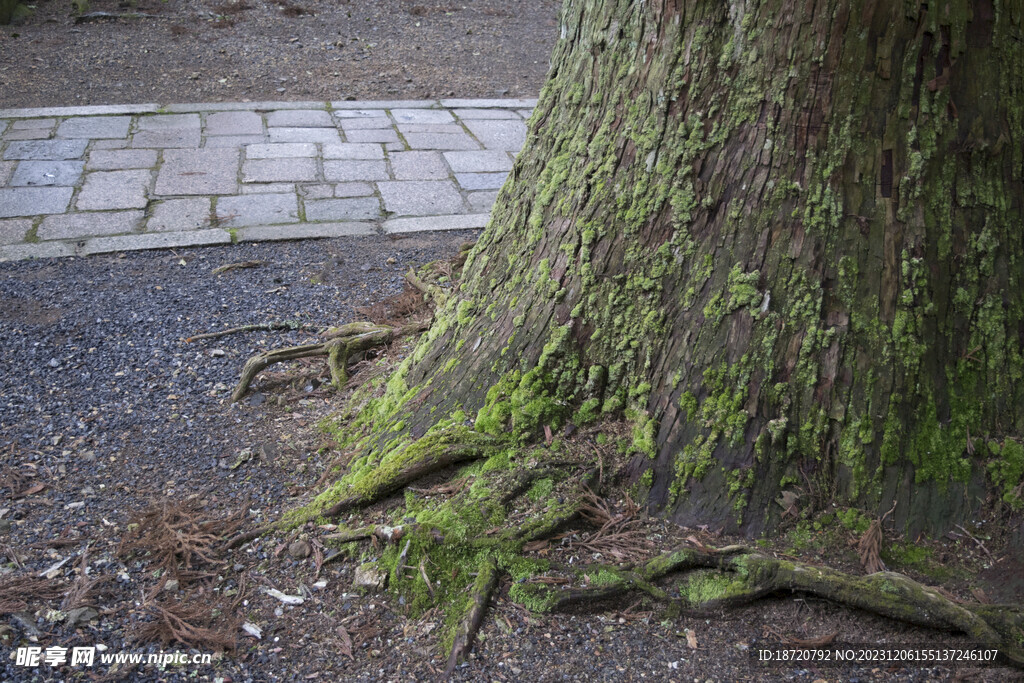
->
<box><xmin>334</xmin><ymin>0</ymin><xmax>1024</xmax><ymax>537</ymax></box>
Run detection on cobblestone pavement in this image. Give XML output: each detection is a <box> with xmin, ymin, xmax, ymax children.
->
<box><xmin>0</xmin><ymin>98</ymin><xmax>535</xmax><ymax>261</ymax></box>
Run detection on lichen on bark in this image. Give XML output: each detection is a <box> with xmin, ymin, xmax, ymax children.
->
<box><xmin>250</xmin><ymin>0</ymin><xmax>1024</xmax><ymax>667</ymax></box>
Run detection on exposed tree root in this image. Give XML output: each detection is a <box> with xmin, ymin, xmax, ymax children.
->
<box><xmin>318</xmin><ymin>430</ymin><xmax>497</xmax><ymax>519</ymax></box>
<box><xmin>304</xmin><ymin>445</ymin><xmax>1024</xmax><ymax>669</ymax></box>
<box><xmin>185</xmin><ymin>321</ymin><xmax>315</xmax><ymax>343</ymax></box>
<box><xmin>444</xmin><ymin>557</ymin><xmax>499</xmax><ymax>677</ymax></box>
<box><xmin>210</xmin><ymin>260</ymin><xmax>263</xmax><ymax>275</ymax></box>
<box><xmin>230</xmin><ymin>321</ymin><xmax>426</xmax><ymax>402</ymax></box>
<box><xmin>520</xmin><ymin>546</ymin><xmax>1024</xmax><ymax>667</ymax></box>
<box><xmin>224</xmin><ymin>525</ymin><xmax>272</xmax><ymax>551</ymax></box>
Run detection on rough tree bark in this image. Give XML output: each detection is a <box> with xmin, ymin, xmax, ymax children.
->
<box><xmin>269</xmin><ymin>0</ymin><xmax>1024</xmax><ymax>668</ymax></box>
<box><xmin>315</xmin><ymin>0</ymin><xmax>1023</xmax><ymax>536</ymax></box>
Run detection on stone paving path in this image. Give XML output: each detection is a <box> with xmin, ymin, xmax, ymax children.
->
<box><xmin>0</xmin><ymin>98</ymin><xmax>535</xmax><ymax>262</ymax></box>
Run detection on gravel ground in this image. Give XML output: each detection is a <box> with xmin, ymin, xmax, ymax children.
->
<box><xmin>2</xmin><ymin>2</ymin><xmax>1023</xmax><ymax>681</ymax></box>
<box><xmin>0</xmin><ymin>0</ymin><xmax>560</xmax><ymax>109</ymax></box>
<box><xmin>1</xmin><ymin>234</ymin><xmax>1019</xmax><ymax>682</ymax></box>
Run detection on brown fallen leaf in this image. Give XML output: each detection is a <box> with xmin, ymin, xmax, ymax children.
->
<box><xmin>336</xmin><ymin>624</ymin><xmax>354</xmax><ymax>661</ymax></box>
<box><xmin>686</xmin><ymin>628</ymin><xmax>698</xmax><ymax>649</ymax></box>
<box><xmin>787</xmin><ymin>631</ymin><xmax>838</xmax><ymax>647</ymax></box>
<box><xmin>17</xmin><ymin>482</ymin><xmax>46</xmax><ymax>499</ymax></box>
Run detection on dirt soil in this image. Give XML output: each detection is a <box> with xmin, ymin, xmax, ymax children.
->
<box><xmin>2</xmin><ymin>2</ymin><xmax>1024</xmax><ymax>682</ymax></box>
<box><xmin>0</xmin><ymin>0</ymin><xmax>560</xmax><ymax>109</ymax></box>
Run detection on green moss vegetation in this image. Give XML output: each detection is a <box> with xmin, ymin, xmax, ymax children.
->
<box><xmin>987</xmin><ymin>439</ymin><xmax>1024</xmax><ymax>511</ymax></box>
<box><xmin>224</xmin><ymin>0</ymin><xmax>1024</xmax><ymax>671</ymax></box>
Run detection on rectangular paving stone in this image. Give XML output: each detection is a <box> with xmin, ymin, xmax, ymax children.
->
<box><xmin>137</xmin><ymin>114</ymin><xmax>201</xmax><ymax>131</ymax></box>
<box><xmin>155</xmin><ymin>148</ymin><xmax>239</xmax><ymax>195</ymax></box>
<box><xmin>4</xmin><ymin>130</ymin><xmax>53</xmax><ymax>141</ymax></box>
<box><xmin>334</xmin><ymin>182</ymin><xmax>374</xmax><ymax>197</ymax></box>
<box><xmin>246</xmin><ymin>143</ymin><xmax>317</xmax><ymax>159</ymax></box>
<box><xmin>242</xmin><ymin>158</ymin><xmax>318</xmax><ymax>183</ymax></box>
<box><xmin>79</xmin><ymin>228</ymin><xmax>230</xmax><ymax>256</ymax></box>
<box><xmin>203</xmin><ymin>135</ymin><xmax>267</xmax><ymax>148</ymax></box>
<box><xmin>396</xmin><ymin>123</ymin><xmax>465</xmax><ymax>135</ymax></box>
<box><xmin>304</xmin><ymin>197</ymin><xmax>381</xmax><ymax>222</ymax></box>
<box><xmin>56</xmin><ymin>116</ymin><xmax>131</xmax><ymax>139</ymax></box>
<box><xmin>337</xmin><ymin>117</ymin><xmax>393</xmax><ymax>130</ymax></box>
<box><xmin>205</xmin><ymin>111</ymin><xmax>264</xmax><ymax>136</ymax></box>
<box><xmin>163</xmin><ymin>101</ymin><xmax>322</xmax><ymax>113</ymax></box>
<box><xmin>268</xmin><ymin>127</ymin><xmax>341</xmax><ymax>144</ymax></box>
<box><xmin>403</xmin><ymin>132</ymin><xmax>480</xmax><ymax>150</ymax></box>
<box><xmin>332</xmin><ymin>99</ymin><xmax>436</xmax><ymax>109</ymax></box>
<box><xmin>443</xmin><ymin>150</ymin><xmax>514</xmax><ymax>173</ymax></box>
<box><xmin>0</xmin><ymin>161</ymin><xmax>14</xmax><ymax>186</ymax></box>
<box><xmin>333</xmin><ymin>109</ymin><xmax>388</xmax><ymax>119</ymax></box>
<box><xmin>390</xmin><ymin>151</ymin><xmax>449</xmax><ymax>180</ymax></box>
<box><xmin>0</xmin><ymin>218</ymin><xmax>33</xmax><ymax>245</ymax></box>
<box><xmin>11</xmin><ymin>118</ymin><xmax>56</xmax><ymax>130</ymax></box>
<box><xmin>322</xmin><ymin>143</ymin><xmax>384</xmax><ymax>160</ymax></box>
<box><xmin>516</xmin><ymin>109</ymin><xmax>534</xmax><ymax>119</ymax></box>
<box><xmin>0</xmin><ymin>104</ymin><xmax>159</xmax><ymax>119</ymax></box>
<box><xmin>0</xmin><ymin>186</ymin><xmax>73</xmax><ymax>217</ymax></box>
<box><xmin>215</xmin><ymin>193</ymin><xmax>298</xmax><ymax>227</ymax></box>
<box><xmin>236</xmin><ymin>221</ymin><xmax>375</xmax><ymax>242</ymax></box>
<box><xmin>91</xmin><ymin>139</ymin><xmax>129</xmax><ymax>150</ymax></box>
<box><xmin>383</xmin><ymin>213</ymin><xmax>489</xmax><ymax>233</ymax></box>
<box><xmin>391</xmin><ymin>109</ymin><xmax>454</xmax><ymax>124</ymax></box>
<box><xmin>131</xmin><ymin>129</ymin><xmax>201</xmax><ymax>148</ymax></box>
<box><xmin>377</xmin><ymin>180</ymin><xmax>464</xmax><ymax>216</ymax></box>
<box><xmin>86</xmin><ymin>149</ymin><xmax>158</xmax><ymax>171</ymax></box>
<box><xmin>4</xmin><ymin>139</ymin><xmax>88</xmax><ymax>160</ymax></box>
<box><xmin>0</xmin><ymin>241</ymin><xmax>76</xmax><ymax>262</ymax></box>
<box><xmin>463</xmin><ymin>119</ymin><xmax>527</xmax><ymax>151</ymax></box>
<box><xmin>10</xmin><ymin>160</ymin><xmax>84</xmax><ymax>187</ymax></box>
<box><xmin>467</xmin><ymin>190</ymin><xmax>499</xmax><ymax>213</ymax></box>
<box><xmin>76</xmin><ymin>170</ymin><xmax>151</xmax><ymax>210</ymax></box>
<box><xmin>323</xmin><ymin>160</ymin><xmax>388</xmax><ymax>182</ymax></box>
<box><xmin>344</xmin><ymin>129</ymin><xmax>400</xmax><ymax>144</ymax></box>
<box><xmin>298</xmin><ymin>184</ymin><xmax>334</xmax><ymax>200</ymax></box>
<box><xmin>440</xmin><ymin>98</ymin><xmax>538</xmax><ymax>108</ymax></box>
<box><xmin>455</xmin><ymin>172</ymin><xmax>509</xmax><ymax>191</ymax></box>
<box><xmin>0</xmin><ymin>121</ymin><xmax>7</xmax><ymax>136</ymax></box>
<box><xmin>37</xmin><ymin>210</ymin><xmax>144</xmax><ymax>239</ymax></box>
<box><xmin>385</xmin><ymin>141</ymin><xmax>405</xmax><ymax>152</ymax></box>
<box><xmin>267</xmin><ymin>110</ymin><xmax>333</xmax><ymax>127</ymax></box>
<box><xmin>453</xmin><ymin>108</ymin><xmax>520</xmax><ymax>120</ymax></box>
<box><xmin>147</xmin><ymin>198</ymin><xmax>211</xmax><ymax>232</ymax></box>
<box><xmin>242</xmin><ymin>183</ymin><xmax>295</xmax><ymax>194</ymax></box>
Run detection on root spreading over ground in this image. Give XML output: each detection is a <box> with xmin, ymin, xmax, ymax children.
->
<box><xmin>217</xmin><ymin>249</ymin><xmax>1024</xmax><ymax>671</ymax></box>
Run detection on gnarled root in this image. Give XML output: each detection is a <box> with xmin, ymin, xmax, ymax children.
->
<box><xmin>230</xmin><ymin>321</ymin><xmax>427</xmax><ymax>402</ymax></box>
<box><xmin>445</xmin><ymin>557</ymin><xmax>499</xmax><ymax>677</ymax></box>
<box><xmin>318</xmin><ymin>429</ymin><xmax>497</xmax><ymax>519</ymax></box>
<box><xmin>522</xmin><ymin>546</ymin><xmax>1024</xmax><ymax>667</ymax></box>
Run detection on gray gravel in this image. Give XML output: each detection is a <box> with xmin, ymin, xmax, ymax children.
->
<box><xmin>0</xmin><ymin>231</ymin><xmax>479</xmax><ymax>682</ymax></box>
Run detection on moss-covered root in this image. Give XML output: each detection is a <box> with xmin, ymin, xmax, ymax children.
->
<box><xmin>519</xmin><ymin>546</ymin><xmax>735</xmax><ymax>611</ymax></box>
<box><xmin>319</xmin><ymin>431</ymin><xmax>498</xmax><ymax>519</ymax></box>
<box><xmin>230</xmin><ymin>322</ymin><xmax>426</xmax><ymax>402</ymax></box>
<box><xmin>523</xmin><ymin>547</ymin><xmax>1024</xmax><ymax>667</ymax></box>
<box><xmin>444</xmin><ymin>557</ymin><xmax>499</xmax><ymax>677</ymax></box>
